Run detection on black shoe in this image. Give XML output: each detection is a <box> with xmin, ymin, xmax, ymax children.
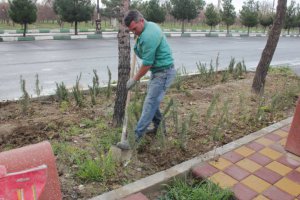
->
<box><xmin>145</xmin><ymin>127</ymin><xmax>158</xmax><ymax>135</ymax></box>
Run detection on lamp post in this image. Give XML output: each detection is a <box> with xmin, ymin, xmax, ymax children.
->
<box><xmin>95</xmin><ymin>0</ymin><xmax>102</xmax><ymax>34</ymax></box>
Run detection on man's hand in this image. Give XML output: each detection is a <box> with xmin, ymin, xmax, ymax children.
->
<box><xmin>126</xmin><ymin>78</ymin><xmax>137</xmax><ymax>90</ymax></box>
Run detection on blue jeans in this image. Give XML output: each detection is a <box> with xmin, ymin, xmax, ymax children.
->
<box><xmin>135</xmin><ymin>66</ymin><xmax>176</xmax><ymax>140</ymax></box>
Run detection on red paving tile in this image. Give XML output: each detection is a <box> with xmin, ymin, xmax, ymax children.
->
<box><xmin>192</xmin><ymin>163</ymin><xmax>218</xmax><ymax>179</ymax></box>
<box><xmin>223</xmin><ymin>165</ymin><xmax>250</xmax><ymax>181</ymax></box>
<box><xmin>246</xmin><ymin>142</ymin><xmax>265</xmax><ymax>151</ymax></box>
<box><xmin>265</xmin><ymin>133</ymin><xmax>282</xmax><ymax>142</ymax></box>
<box><xmin>232</xmin><ymin>183</ymin><xmax>258</xmax><ymax>200</ymax></box>
<box><xmin>248</xmin><ymin>152</ymin><xmax>272</xmax><ymax>166</ymax></box>
<box><xmin>122</xmin><ymin>193</ymin><xmax>149</xmax><ymax>200</ymax></box>
<box><xmin>277</xmin><ymin>156</ymin><xmax>300</xmax><ymax>169</ymax></box>
<box><xmin>222</xmin><ymin>151</ymin><xmax>244</xmax><ymax>163</ymax></box>
<box><xmin>286</xmin><ymin>170</ymin><xmax>300</xmax><ymax>184</ymax></box>
<box><xmin>269</xmin><ymin>143</ymin><xmax>286</xmax><ymax>153</ymax></box>
<box><xmin>254</xmin><ymin>167</ymin><xmax>282</xmax><ymax>184</ymax></box>
<box><xmin>263</xmin><ymin>186</ymin><xmax>294</xmax><ymax>200</ymax></box>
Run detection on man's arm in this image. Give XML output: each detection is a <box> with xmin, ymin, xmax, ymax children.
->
<box><xmin>133</xmin><ymin>65</ymin><xmax>151</xmax><ymax>81</ymax></box>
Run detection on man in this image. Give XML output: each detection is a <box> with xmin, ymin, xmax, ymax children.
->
<box><xmin>124</xmin><ymin>10</ymin><xmax>176</xmax><ymax>144</ymax></box>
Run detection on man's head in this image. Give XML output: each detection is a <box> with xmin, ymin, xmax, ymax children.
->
<box><xmin>124</xmin><ymin>10</ymin><xmax>145</xmax><ymax>36</ymax></box>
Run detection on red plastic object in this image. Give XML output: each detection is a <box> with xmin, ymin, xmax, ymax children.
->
<box><xmin>0</xmin><ymin>165</ymin><xmax>47</xmax><ymax>200</ymax></box>
<box><xmin>285</xmin><ymin>97</ymin><xmax>300</xmax><ymax>156</ymax></box>
<box><xmin>0</xmin><ymin>141</ymin><xmax>62</xmax><ymax>200</ymax></box>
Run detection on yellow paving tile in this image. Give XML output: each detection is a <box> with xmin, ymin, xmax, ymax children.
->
<box><xmin>209</xmin><ymin>157</ymin><xmax>232</xmax><ymax>170</ymax></box>
<box><xmin>255</xmin><ymin>137</ymin><xmax>274</xmax><ymax>146</ymax></box>
<box><xmin>209</xmin><ymin>171</ymin><xmax>238</xmax><ymax>189</ymax></box>
<box><xmin>275</xmin><ymin>178</ymin><xmax>300</xmax><ymax>196</ymax></box>
<box><xmin>259</xmin><ymin>147</ymin><xmax>282</xmax><ymax>160</ymax></box>
<box><xmin>279</xmin><ymin>138</ymin><xmax>286</xmax><ymax>146</ymax></box>
<box><xmin>236</xmin><ymin>158</ymin><xmax>262</xmax><ymax>173</ymax></box>
<box><xmin>287</xmin><ymin>153</ymin><xmax>300</xmax><ymax>162</ymax></box>
<box><xmin>273</xmin><ymin>130</ymin><xmax>289</xmax><ymax>138</ymax></box>
<box><xmin>241</xmin><ymin>175</ymin><xmax>271</xmax><ymax>193</ymax></box>
<box><xmin>234</xmin><ymin>146</ymin><xmax>255</xmax><ymax>157</ymax></box>
<box><xmin>296</xmin><ymin>166</ymin><xmax>300</xmax><ymax>173</ymax></box>
<box><xmin>253</xmin><ymin>195</ymin><xmax>269</xmax><ymax>200</ymax></box>
<box><xmin>265</xmin><ymin>161</ymin><xmax>292</xmax><ymax>176</ymax></box>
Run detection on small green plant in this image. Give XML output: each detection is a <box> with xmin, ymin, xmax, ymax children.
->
<box><xmin>206</xmin><ymin>93</ymin><xmax>220</xmax><ymax>124</ymax></box>
<box><xmin>19</xmin><ymin>76</ymin><xmax>30</xmax><ymax>114</ymax></box>
<box><xmin>77</xmin><ymin>151</ymin><xmax>116</xmax><ymax>182</ymax></box>
<box><xmin>55</xmin><ymin>82</ymin><xmax>69</xmax><ymax>102</ymax></box>
<box><xmin>269</xmin><ymin>66</ymin><xmax>294</xmax><ymax>76</ymax></box>
<box><xmin>159</xmin><ymin>179</ymin><xmax>234</xmax><ymax>200</ymax></box>
<box><xmin>228</xmin><ymin>57</ymin><xmax>235</xmax><ymax>73</ymax></box>
<box><xmin>72</xmin><ymin>73</ymin><xmax>84</xmax><ymax>107</ymax></box>
<box><xmin>88</xmin><ymin>69</ymin><xmax>101</xmax><ymax>105</ymax></box>
<box><xmin>106</xmin><ymin>66</ymin><xmax>112</xmax><ymax>98</ymax></box>
<box><xmin>34</xmin><ymin>73</ymin><xmax>43</xmax><ymax>97</ymax></box>
<box><xmin>178</xmin><ymin>113</ymin><xmax>194</xmax><ymax>150</ymax></box>
<box><xmin>59</xmin><ymin>100</ymin><xmax>69</xmax><ymax>112</ymax></box>
<box><xmin>221</xmin><ymin>69</ymin><xmax>229</xmax><ymax>82</ymax></box>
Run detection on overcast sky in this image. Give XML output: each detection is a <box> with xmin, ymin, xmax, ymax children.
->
<box><xmin>206</xmin><ymin>0</ymin><xmax>300</xmax><ymax>12</ymax></box>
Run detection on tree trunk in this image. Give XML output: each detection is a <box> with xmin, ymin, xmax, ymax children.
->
<box><xmin>247</xmin><ymin>26</ymin><xmax>250</xmax><ymax>35</ymax></box>
<box><xmin>251</xmin><ymin>0</ymin><xmax>287</xmax><ymax>94</ymax></box>
<box><xmin>23</xmin><ymin>23</ymin><xmax>27</xmax><ymax>37</ymax></box>
<box><xmin>112</xmin><ymin>0</ymin><xmax>130</xmax><ymax>127</ymax></box>
<box><xmin>227</xmin><ymin>24</ymin><xmax>229</xmax><ymax>34</ymax></box>
<box><xmin>181</xmin><ymin>20</ymin><xmax>184</xmax><ymax>34</ymax></box>
<box><xmin>75</xmin><ymin>21</ymin><xmax>78</xmax><ymax>35</ymax></box>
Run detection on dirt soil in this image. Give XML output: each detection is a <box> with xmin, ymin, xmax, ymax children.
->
<box><xmin>0</xmin><ymin>71</ymin><xmax>299</xmax><ymax>199</ymax></box>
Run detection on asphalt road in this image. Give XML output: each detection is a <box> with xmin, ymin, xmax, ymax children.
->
<box><xmin>1</xmin><ymin>37</ymin><xmax>300</xmax><ymax>101</ymax></box>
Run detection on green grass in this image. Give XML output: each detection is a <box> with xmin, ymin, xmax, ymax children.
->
<box><xmin>159</xmin><ymin>179</ymin><xmax>234</xmax><ymax>200</ymax></box>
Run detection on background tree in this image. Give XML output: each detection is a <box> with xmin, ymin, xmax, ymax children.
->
<box><xmin>0</xmin><ymin>2</ymin><xmax>10</xmax><ymax>24</ymax></box>
<box><xmin>284</xmin><ymin>0</ymin><xmax>297</xmax><ymax>34</ymax></box>
<box><xmin>53</xmin><ymin>0</ymin><xmax>94</xmax><ymax>35</ymax></box>
<box><xmin>205</xmin><ymin>3</ymin><xmax>220</xmax><ymax>32</ymax></box>
<box><xmin>240</xmin><ymin>0</ymin><xmax>259</xmax><ymax>34</ymax></box>
<box><xmin>258</xmin><ymin>0</ymin><xmax>273</xmax><ymax>33</ymax></box>
<box><xmin>8</xmin><ymin>0</ymin><xmax>37</xmax><ymax>36</ymax></box>
<box><xmin>220</xmin><ymin>0</ymin><xmax>236</xmax><ymax>34</ymax></box>
<box><xmin>296</xmin><ymin>3</ymin><xmax>300</xmax><ymax>34</ymax></box>
<box><xmin>143</xmin><ymin>0</ymin><xmax>166</xmax><ymax>23</ymax></box>
<box><xmin>170</xmin><ymin>0</ymin><xmax>205</xmax><ymax>34</ymax></box>
<box><xmin>112</xmin><ymin>0</ymin><xmax>130</xmax><ymax>127</ymax></box>
<box><xmin>252</xmin><ymin>0</ymin><xmax>287</xmax><ymax>94</ymax></box>
<box><xmin>101</xmin><ymin>0</ymin><xmax>122</xmax><ymax>26</ymax></box>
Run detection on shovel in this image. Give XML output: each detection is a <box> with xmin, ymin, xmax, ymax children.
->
<box><xmin>110</xmin><ymin>52</ymin><xmax>137</xmax><ymax>163</ymax></box>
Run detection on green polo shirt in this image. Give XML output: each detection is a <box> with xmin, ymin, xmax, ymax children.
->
<box><xmin>134</xmin><ymin>21</ymin><xmax>174</xmax><ymax>73</ymax></box>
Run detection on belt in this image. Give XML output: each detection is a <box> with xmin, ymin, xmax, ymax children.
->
<box><xmin>152</xmin><ymin>64</ymin><xmax>174</xmax><ymax>73</ymax></box>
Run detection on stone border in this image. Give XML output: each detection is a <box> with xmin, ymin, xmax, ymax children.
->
<box><xmin>0</xmin><ymin>32</ymin><xmax>299</xmax><ymax>42</ymax></box>
<box><xmin>89</xmin><ymin>117</ymin><xmax>292</xmax><ymax>200</ymax></box>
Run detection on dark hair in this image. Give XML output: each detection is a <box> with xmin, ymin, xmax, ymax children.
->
<box><xmin>124</xmin><ymin>10</ymin><xmax>144</xmax><ymax>27</ymax></box>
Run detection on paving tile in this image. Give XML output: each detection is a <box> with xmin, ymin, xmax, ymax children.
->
<box><xmin>223</xmin><ymin>165</ymin><xmax>250</xmax><ymax>181</ymax></box>
<box><xmin>236</xmin><ymin>158</ymin><xmax>262</xmax><ymax>173</ymax></box>
<box><xmin>209</xmin><ymin>157</ymin><xmax>232</xmax><ymax>170</ymax></box>
<box><xmin>232</xmin><ymin>183</ymin><xmax>258</xmax><ymax>200</ymax></box>
<box><xmin>255</xmin><ymin>137</ymin><xmax>275</xmax><ymax>146</ymax></box>
<box><xmin>265</xmin><ymin>133</ymin><xmax>282</xmax><ymax>141</ymax></box>
<box><xmin>254</xmin><ymin>167</ymin><xmax>282</xmax><ymax>184</ymax></box>
<box><xmin>281</xmin><ymin>126</ymin><xmax>290</xmax><ymax>132</ymax></box>
<box><xmin>192</xmin><ymin>163</ymin><xmax>219</xmax><ymax>179</ymax></box>
<box><xmin>252</xmin><ymin>195</ymin><xmax>269</xmax><ymax>200</ymax></box>
<box><xmin>234</xmin><ymin>146</ymin><xmax>255</xmax><ymax>157</ymax></box>
<box><xmin>266</xmin><ymin>161</ymin><xmax>293</xmax><ymax>176</ymax></box>
<box><xmin>248</xmin><ymin>152</ymin><xmax>272</xmax><ymax>166</ymax></box>
<box><xmin>269</xmin><ymin>143</ymin><xmax>286</xmax><ymax>153</ymax></box>
<box><xmin>246</xmin><ymin>142</ymin><xmax>265</xmax><ymax>151</ymax></box>
<box><xmin>241</xmin><ymin>175</ymin><xmax>271</xmax><ymax>193</ymax></box>
<box><xmin>279</xmin><ymin>138</ymin><xmax>287</xmax><ymax>146</ymax></box>
<box><xmin>222</xmin><ymin>151</ymin><xmax>244</xmax><ymax>163</ymax></box>
<box><xmin>277</xmin><ymin>156</ymin><xmax>300</xmax><ymax>169</ymax></box>
<box><xmin>122</xmin><ymin>192</ymin><xmax>149</xmax><ymax>200</ymax></box>
<box><xmin>297</xmin><ymin>167</ymin><xmax>300</xmax><ymax>173</ymax></box>
<box><xmin>209</xmin><ymin>171</ymin><xmax>238</xmax><ymax>188</ymax></box>
<box><xmin>275</xmin><ymin>178</ymin><xmax>300</xmax><ymax>196</ymax></box>
<box><xmin>259</xmin><ymin>147</ymin><xmax>282</xmax><ymax>160</ymax></box>
<box><xmin>286</xmin><ymin>170</ymin><xmax>300</xmax><ymax>184</ymax></box>
<box><xmin>263</xmin><ymin>186</ymin><xmax>294</xmax><ymax>200</ymax></box>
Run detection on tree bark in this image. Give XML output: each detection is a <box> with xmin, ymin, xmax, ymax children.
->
<box><xmin>251</xmin><ymin>0</ymin><xmax>287</xmax><ymax>95</ymax></box>
<box><xmin>75</xmin><ymin>20</ymin><xmax>78</xmax><ymax>35</ymax></box>
<box><xmin>112</xmin><ymin>0</ymin><xmax>130</xmax><ymax>127</ymax></box>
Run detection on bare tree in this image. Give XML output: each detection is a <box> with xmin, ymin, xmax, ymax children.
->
<box><xmin>252</xmin><ymin>0</ymin><xmax>287</xmax><ymax>94</ymax></box>
<box><xmin>112</xmin><ymin>0</ymin><xmax>131</xmax><ymax>127</ymax></box>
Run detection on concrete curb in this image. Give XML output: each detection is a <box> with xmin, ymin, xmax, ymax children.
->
<box><xmin>89</xmin><ymin>117</ymin><xmax>292</xmax><ymax>200</ymax></box>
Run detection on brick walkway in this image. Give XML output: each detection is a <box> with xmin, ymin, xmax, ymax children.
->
<box><xmin>122</xmin><ymin>125</ymin><xmax>300</xmax><ymax>200</ymax></box>
<box><xmin>192</xmin><ymin>126</ymin><xmax>300</xmax><ymax>200</ymax></box>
